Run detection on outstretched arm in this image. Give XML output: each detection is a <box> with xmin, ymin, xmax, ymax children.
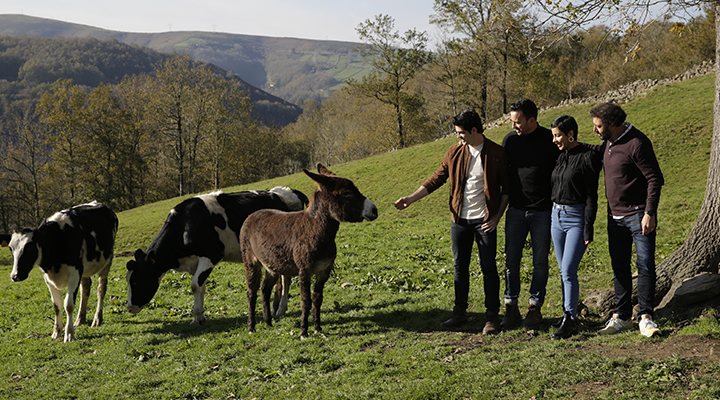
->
<box><xmin>394</xmin><ymin>186</ymin><xmax>429</xmax><ymax>210</ymax></box>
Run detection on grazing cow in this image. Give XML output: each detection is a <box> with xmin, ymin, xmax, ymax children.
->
<box><xmin>1</xmin><ymin>202</ymin><xmax>118</xmax><ymax>342</ymax></box>
<box><xmin>241</xmin><ymin>164</ymin><xmax>378</xmax><ymax>338</ymax></box>
<box><xmin>125</xmin><ymin>187</ymin><xmax>308</xmax><ymax>324</ymax></box>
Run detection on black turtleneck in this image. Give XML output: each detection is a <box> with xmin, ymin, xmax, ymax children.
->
<box><xmin>503</xmin><ymin>126</ymin><xmax>559</xmax><ymax>210</ymax></box>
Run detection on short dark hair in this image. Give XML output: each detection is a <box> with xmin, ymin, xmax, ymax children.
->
<box><xmin>452</xmin><ymin>109</ymin><xmax>484</xmax><ymax>133</ymax></box>
<box><xmin>590</xmin><ymin>102</ymin><xmax>626</xmax><ymax>127</ymax></box>
<box><xmin>550</xmin><ymin>115</ymin><xmax>579</xmax><ymax>140</ymax></box>
<box><xmin>509</xmin><ymin>99</ymin><xmax>538</xmax><ymax>120</ymax></box>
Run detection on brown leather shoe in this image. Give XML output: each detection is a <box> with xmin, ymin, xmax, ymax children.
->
<box><xmin>482</xmin><ymin>313</ymin><xmax>500</xmax><ymax>335</ymax></box>
<box><xmin>523</xmin><ymin>305</ymin><xmax>542</xmax><ymax>329</ymax></box>
<box><xmin>501</xmin><ymin>304</ymin><xmax>522</xmax><ymax>329</ymax></box>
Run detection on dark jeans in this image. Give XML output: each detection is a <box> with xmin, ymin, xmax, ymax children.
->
<box><xmin>504</xmin><ymin>207</ymin><xmax>551</xmax><ymax>307</ymax></box>
<box><xmin>450</xmin><ymin>218</ymin><xmax>500</xmax><ymax>315</ymax></box>
<box><xmin>607</xmin><ymin>212</ymin><xmax>657</xmax><ymax>320</ymax></box>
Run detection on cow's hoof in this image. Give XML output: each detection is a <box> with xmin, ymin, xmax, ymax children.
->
<box><xmin>91</xmin><ymin>317</ymin><xmax>102</xmax><ymax>327</ymax></box>
<box><xmin>51</xmin><ymin>330</ymin><xmax>60</xmax><ymax>340</ymax></box>
<box><xmin>64</xmin><ymin>333</ymin><xmax>74</xmax><ymax>342</ymax></box>
<box><xmin>191</xmin><ymin>316</ymin><xmax>206</xmax><ymax>325</ymax></box>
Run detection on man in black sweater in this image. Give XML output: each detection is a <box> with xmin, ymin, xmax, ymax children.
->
<box><xmin>502</xmin><ymin>99</ymin><xmax>559</xmax><ymax>329</ymax></box>
<box><xmin>591</xmin><ymin>102</ymin><xmax>664</xmax><ymax>338</ymax></box>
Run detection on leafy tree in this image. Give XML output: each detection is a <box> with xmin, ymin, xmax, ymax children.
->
<box><xmin>353</xmin><ymin>14</ymin><xmax>432</xmax><ymax>149</ymax></box>
<box><xmin>35</xmin><ymin>79</ymin><xmax>87</xmax><ymax>203</ymax></box>
<box><xmin>432</xmin><ymin>0</ymin><xmax>532</xmax><ymax>117</ymax></box>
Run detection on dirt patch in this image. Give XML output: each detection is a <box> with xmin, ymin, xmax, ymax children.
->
<box><xmin>565</xmin><ymin>381</ymin><xmax>608</xmax><ymax>400</ymax></box>
<box><xmin>582</xmin><ymin>334</ymin><xmax>720</xmax><ymax>362</ymax></box>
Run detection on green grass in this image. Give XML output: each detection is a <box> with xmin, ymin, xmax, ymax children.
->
<box><xmin>1</xmin><ymin>74</ymin><xmax>719</xmax><ymax>399</ymax></box>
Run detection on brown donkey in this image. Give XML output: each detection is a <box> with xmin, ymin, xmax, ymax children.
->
<box><xmin>240</xmin><ymin>164</ymin><xmax>378</xmax><ymax>338</ymax></box>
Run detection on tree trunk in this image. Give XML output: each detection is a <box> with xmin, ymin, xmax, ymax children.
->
<box><xmin>651</xmin><ymin>3</ymin><xmax>720</xmax><ymax>312</ymax></box>
<box><xmin>395</xmin><ymin>99</ymin><xmax>405</xmax><ymax>148</ymax></box>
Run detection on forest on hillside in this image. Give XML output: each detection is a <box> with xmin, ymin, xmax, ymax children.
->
<box><xmin>287</xmin><ymin>3</ymin><xmax>715</xmax><ymax>166</ymax></box>
<box><xmin>0</xmin><ymin>3</ymin><xmax>715</xmax><ymax>230</ymax></box>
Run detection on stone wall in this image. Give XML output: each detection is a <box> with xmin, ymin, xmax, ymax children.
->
<box><xmin>484</xmin><ymin>60</ymin><xmax>715</xmax><ymax>130</ymax></box>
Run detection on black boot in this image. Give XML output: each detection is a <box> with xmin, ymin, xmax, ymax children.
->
<box><xmin>552</xmin><ymin>312</ymin><xmax>577</xmax><ymax>340</ymax></box>
<box><xmin>441</xmin><ymin>311</ymin><xmax>468</xmax><ymax>328</ymax></box>
<box><xmin>501</xmin><ymin>304</ymin><xmax>522</xmax><ymax>329</ymax></box>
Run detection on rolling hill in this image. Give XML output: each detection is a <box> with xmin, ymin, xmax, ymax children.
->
<box><xmin>0</xmin><ymin>72</ymin><xmax>717</xmax><ymax>398</ymax></box>
<box><xmin>0</xmin><ymin>14</ymin><xmax>373</xmax><ymax>106</ymax></box>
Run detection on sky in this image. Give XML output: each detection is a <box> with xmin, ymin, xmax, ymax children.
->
<box><xmin>0</xmin><ymin>0</ymin><xmax>443</xmax><ymax>44</ymax></box>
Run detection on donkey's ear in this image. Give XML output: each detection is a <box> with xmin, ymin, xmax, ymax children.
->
<box><xmin>0</xmin><ymin>234</ymin><xmax>10</xmax><ymax>247</ymax></box>
<box><xmin>304</xmin><ymin>168</ymin><xmax>335</xmax><ymax>188</ymax></box>
<box><xmin>316</xmin><ymin>163</ymin><xmax>336</xmax><ymax>176</ymax></box>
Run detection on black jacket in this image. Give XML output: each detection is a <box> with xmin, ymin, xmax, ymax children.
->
<box><xmin>551</xmin><ymin>143</ymin><xmax>603</xmax><ymax>241</ymax></box>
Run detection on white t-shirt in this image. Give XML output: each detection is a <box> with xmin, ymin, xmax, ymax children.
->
<box><xmin>461</xmin><ymin>143</ymin><xmax>487</xmax><ymax>220</ymax></box>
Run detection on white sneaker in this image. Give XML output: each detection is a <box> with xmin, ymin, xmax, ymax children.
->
<box><xmin>639</xmin><ymin>314</ymin><xmax>660</xmax><ymax>337</ymax></box>
<box><xmin>598</xmin><ymin>313</ymin><xmax>632</xmax><ymax>335</ymax></box>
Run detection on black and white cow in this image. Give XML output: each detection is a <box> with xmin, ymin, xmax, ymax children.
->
<box><xmin>1</xmin><ymin>201</ymin><xmax>118</xmax><ymax>342</ymax></box>
<box><xmin>126</xmin><ymin>187</ymin><xmax>308</xmax><ymax>324</ymax></box>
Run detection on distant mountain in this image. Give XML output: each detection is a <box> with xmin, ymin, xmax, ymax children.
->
<box><xmin>0</xmin><ymin>25</ymin><xmax>302</xmax><ymax>127</ymax></box>
<box><xmin>0</xmin><ymin>14</ymin><xmax>373</xmax><ymax>106</ymax></box>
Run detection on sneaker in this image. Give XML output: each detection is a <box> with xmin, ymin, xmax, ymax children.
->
<box><xmin>551</xmin><ymin>312</ymin><xmax>577</xmax><ymax>340</ymax></box>
<box><xmin>482</xmin><ymin>312</ymin><xmax>500</xmax><ymax>335</ymax></box>
<box><xmin>523</xmin><ymin>305</ymin><xmax>542</xmax><ymax>329</ymax></box>
<box><xmin>441</xmin><ymin>313</ymin><xmax>468</xmax><ymax>328</ymax></box>
<box><xmin>639</xmin><ymin>314</ymin><xmax>660</xmax><ymax>337</ymax></box>
<box><xmin>501</xmin><ymin>304</ymin><xmax>522</xmax><ymax>329</ymax></box>
<box><xmin>598</xmin><ymin>313</ymin><xmax>632</xmax><ymax>335</ymax></box>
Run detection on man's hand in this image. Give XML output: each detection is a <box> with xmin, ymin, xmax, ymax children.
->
<box><xmin>481</xmin><ymin>216</ymin><xmax>499</xmax><ymax>233</ymax></box>
<box><xmin>394</xmin><ymin>197</ymin><xmax>411</xmax><ymax>210</ymax></box>
<box><xmin>642</xmin><ymin>213</ymin><xmax>657</xmax><ymax>235</ymax></box>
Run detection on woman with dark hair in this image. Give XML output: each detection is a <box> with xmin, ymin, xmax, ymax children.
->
<box><xmin>549</xmin><ymin>115</ymin><xmax>602</xmax><ymax>339</ymax></box>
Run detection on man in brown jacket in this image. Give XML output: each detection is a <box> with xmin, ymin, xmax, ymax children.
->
<box><xmin>394</xmin><ymin>110</ymin><xmax>509</xmax><ymax>335</ymax></box>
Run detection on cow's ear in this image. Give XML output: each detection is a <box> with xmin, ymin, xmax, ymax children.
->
<box><xmin>126</xmin><ymin>259</ymin><xmax>137</xmax><ymax>271</ymax></box>
<box><xmin>0</xmin><ymin>234</ymin><xmax>10</xmax><ymax>247</ymax></box>
<box><xmin>316</xmin><ymin>163</ymin><xmax>336</xmax><ymax>176</ymax></box>
<box><xmin>134</xmin><ymin>249</ymin><xmax>146</xmax><ymax>262</ymax></box>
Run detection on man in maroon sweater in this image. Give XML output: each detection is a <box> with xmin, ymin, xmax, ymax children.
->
<box><xmin>394</xmin><ymin>110</ymin><xmax>509</xmax><ymax>335</ymax></box>
<box><xmin>591</xmin><ymin>102</ymin><xmax>664</xmax><ymax>338</ymax></box>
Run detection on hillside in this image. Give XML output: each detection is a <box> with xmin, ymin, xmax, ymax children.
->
<box><xmin>0</xmin><ymin>34</ymin><xmax>301</xmax><ymax>126</ymax></box>
<box><xmin>0</xmin><ymin>14</ymin><xmax>373</xmax><ymax>105</ymax></box>
<box><xmin>0</xmin><ymin>73</ymin><xmax>717</xmax><ymax>398</ymax></box>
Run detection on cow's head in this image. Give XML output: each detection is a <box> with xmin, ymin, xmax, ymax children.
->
<box><xmin>6</xmin><ymin>228</ymin><xmax>40</xmax><ymax>282</ymax></box>
<box><xmin>126</xmin><ymin>248</ymin><xmax>161</xmax><ymax>313</ymax></box>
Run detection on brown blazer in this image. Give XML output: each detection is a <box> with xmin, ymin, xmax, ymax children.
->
<box><xmin>422</xmin><ymin>137</ymin><xmax>509</xmax><ymax>223</ymax></box>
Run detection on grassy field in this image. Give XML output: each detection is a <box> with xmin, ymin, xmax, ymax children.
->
<box><xmin>1</xmin><ymin>74</ymin><xmax>719</xmax><ymax>399</ymax></box>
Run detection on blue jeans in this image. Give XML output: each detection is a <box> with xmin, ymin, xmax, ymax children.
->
<box><xmin>607</xmin><ymin>212</ymin><xmax>657</xmax><ymax>320</ymax></box>
<box><xmin>551</xmin><ymin>204</ymin><xmax>586</xmax><ymax>317</ymax></box>
<box><xmin>450</xmin><ymin>219</ymin><xmax>500</xmax><ymax>314</ymax></box>
<box><xmin>504</xmin><ymin>207</ymin><xmax>551</xmax><ymax>307</ymax></box>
